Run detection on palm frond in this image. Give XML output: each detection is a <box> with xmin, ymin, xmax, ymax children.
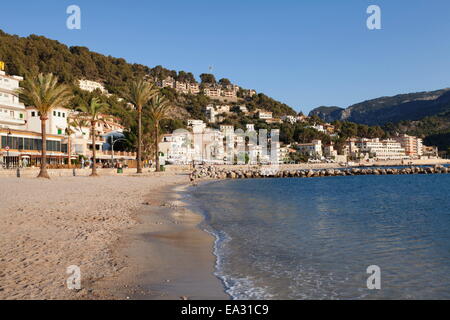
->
<box><xmin>123</xmin><ymin>78</ymin><xmax>159</xmax><ymax>109</ymax></box>
<box><xmin>18</xmin><ymin>73</ymin><xmax>73</xmax><ymax>117</ymax></box>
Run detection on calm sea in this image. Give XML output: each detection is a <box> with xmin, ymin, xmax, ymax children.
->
<box><xmin>189</xmin><ymin>174</ymin><xmax>450</xmax><ymax>300</ymax></box>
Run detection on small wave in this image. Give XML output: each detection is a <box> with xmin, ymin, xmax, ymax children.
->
<box><xmin>203</xmin><ymin>227</ymin><xmax>274</xmax><ymax>300</ymax></box>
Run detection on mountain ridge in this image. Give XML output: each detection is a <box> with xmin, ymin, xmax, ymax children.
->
<box><xmin>309</xmin><ymin>88</ymin><xmax>450</xmax><ymax>125</ymax></box>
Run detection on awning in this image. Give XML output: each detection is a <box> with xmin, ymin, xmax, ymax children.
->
<box><xmin>2</xmin><ymin>151</ymin><xmax>21</xmax><ymax>156</ymax></box>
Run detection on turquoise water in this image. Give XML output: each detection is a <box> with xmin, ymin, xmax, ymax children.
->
<box><xmin>190</xmin><ymin>174</ymin><xmax>450</xmax><ymax>300</ymax></box>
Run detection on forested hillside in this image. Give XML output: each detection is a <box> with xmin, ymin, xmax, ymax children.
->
<box><xmin>0</xmin><ymin>29</ymin><xmax>297</xmax><ymax>118</ymax></box>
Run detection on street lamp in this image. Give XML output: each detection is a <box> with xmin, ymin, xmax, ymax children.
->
<box><xmin>110</xmin><ymin>136</ymin><xmax>127</xmax><ymax>164</ymax></box>
<box><xmin>6</xmin><ymin>129</ymin><xmax>11</xmax><ymax>169</ymax></box>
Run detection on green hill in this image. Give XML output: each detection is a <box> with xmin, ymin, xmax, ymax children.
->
<box><xmin>0</xmin><ymin>29</ymin><xmax>296</xmax><ymax>119</ymax></box>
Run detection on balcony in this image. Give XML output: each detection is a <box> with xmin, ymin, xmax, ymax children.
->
<box><xmin>0</xmin><ymin>114</ymin><xmax>26</xmax><ymax>126</ymax></box>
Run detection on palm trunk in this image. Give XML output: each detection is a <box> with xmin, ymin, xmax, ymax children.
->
<box><xmin>155</xmin><ymin>121</ymin><xmax>160</xmax><ymax>172</ymax></box>
<box><xmin>67</xmin><ymin>136</ymin><xmax>72</xmax><ymax>169</ymax></box>
<box><xmin>91</xmin><ymin>122</ymin><xmax>98</xmax><ymax>176</ymax></box>
<box><xmin>38</xmin><ymin>118</ymin><xmax>50</xmax><ymax>179</ymax></box>
<box><xmin>137</xmin><ymin>106</ymin><xmax>143</xmax><ymax>174</ymax></box>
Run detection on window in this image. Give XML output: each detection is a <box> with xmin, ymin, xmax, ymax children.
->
<box><xmin>53</xmin><ymin>111</ymin><xmax>57</xmax><ymax>116</ymax></box>
<box><xmin>58</xmin><ymin>112</ymin><xmax>61</xmax><ymax>117</ymax></box>
<box><xmin>31</xmin><ymin>112</ymin><xmax>36</xmax><ymax>117</ymax></box>
<box><xmin>62</xmin><ymin>113</ymin><xmax>65</xmax><ymax>118</ymax></box>
<box><xmin>58</xmin><ymin>129</ymin><xmax>62</xmax><ymax>135</ymax></box>
<box><xmin>19</xmin><ymin>113</ymin><xmax>23</xmax><ymax>119</ymax></box>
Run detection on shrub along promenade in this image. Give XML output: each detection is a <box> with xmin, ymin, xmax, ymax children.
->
<box><xmin>190</xmin><ymin>165</ymin><xmax>450</xmax><ymax>181</ymax></box>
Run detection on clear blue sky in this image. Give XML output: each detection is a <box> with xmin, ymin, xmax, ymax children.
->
<box><xmin>1</xmin><ymin>0</ymin><xmax>450</xmax><ymax>113</ymax></box>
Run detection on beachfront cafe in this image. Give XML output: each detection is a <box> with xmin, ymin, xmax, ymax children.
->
<box><xmin>0</xmin><ymin>128</ymin><xmax>68</xmax><ymax>168</ymax></box>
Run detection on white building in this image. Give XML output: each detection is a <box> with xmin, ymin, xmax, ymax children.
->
<box><xmin>175</xmin><ymin>81</ymin><xmax>189</xmax><ymax>94</ymax></box>
<box><xmin>246</xmin><ymin>124</ymin><xmax>255</xmax><ymax>132</ymax></box>
<box><xmin>26</xmin><ymin>106</ymin><xmax>70</xmax><ymax>136</ymax></box>
<box><xmin>355</xmin><ymin>138</ymin><xmax>408</xmax><ymax>160</ymax></box>
<box><xmin>188</xmin><ymin>119</ymin><xmax>207</xmax><ymax>134</ymax></box>
<box><xmin>239</xmin><ymin>105</ymin><xmax>249</xmax><ymax>114</ymax></box>
<box><xmin>78</xmin><ymin>79</ymin><xmax>108</xmax><ymax>94</ymax></box>
<box><xmin>160</xmin><ymin>132</ymin><xmax>195</xmax><ymax>164</ymax></box>
<box><xmin>189</xmin><ymin>83</ymin><xmax>200</xmax><ymax>94</ymax></box>
<box><xmin>297</xmin><ymin>140</ymin><xmax>323</xmax><ymax>158</ymax></box>
<box><xmin>162</xmin><ymin>122</ymin><xmax>283</xmax><ymax>165</ymax></box>
<box><xmin>307</xmin><ymin>124</ymin><xmax>326</xmax><ymax>133</ymax></box>
<box><xmin>0</xmin><ymin>70</ymin><xmax>68</xmax><ymax>167</ymax></box>
<box><xmin>0</xmin><ymin>70</ymin><xmax>26</xmax><ymax>130</ymax></box>
<box><xmin>206</xmin><ymin>105</ymin><xmax>217</xmax><ymax>123</ymax></box>
<box><xmin>216</xmin><ymin>105</ymin><xmax>231</xmax><ymax>114</ymax></box>
<box><xmin>220</xmin><ymin>125</ymin><xmax>235</xmax><ymax>136</ymax></box>
<box><xmin>258</xmin><ymin>111</ymin><xmax>273</xmax><ymax>120</ymax></box>
<box><xmin>281</xmin><ymin>115</ymin><xmax>297</xmax><ymax>124</ymax></box>
<box><xmin>159</xmin><ymin>77</ymin><xmax>175</xmax><ymax>89</ymax></box>
<box><xmin>204</xmin><ymin>87</ymin><xmax>222</xmax><ymax>98</ymax></box>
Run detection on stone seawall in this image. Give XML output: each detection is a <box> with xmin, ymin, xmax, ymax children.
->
<box><xmin>190</xmin><ymin>165</ymin><xmax>450</xmax><ymax>181</ymax></box>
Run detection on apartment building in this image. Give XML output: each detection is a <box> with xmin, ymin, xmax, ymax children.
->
<box><xmin>175</xmin><ymin>81</ymin><xmax>189</xmax><ymax>94</ymax></box>
<box><xmin>160</xmin><ymin>76</ymin><xmax>176</xmax><ymax>89</ymax></box>
<box><xmin>355</xmin><ymin>138</ymin><xmax>407</xmax><ymax>160</ymax></box>
<box><xmin>0</xmin><ymin>70</ymin><xmax>26</xmax><ymax>131</ymax></box>
<box><xmin>0</xmin><ymin>69</ymin><xmax>68</xmax><ymax>167</ymax></box>
<box><xmin>393</xmin><ymin>134</ymin><xmax>423</xmax><ymax>158</ymax></box>
<box><xmin>189</xmin><ymin>83</ymin><xmax>200</xmax><ymax>94</ymax></box>
<box><xmin>222</xmin><ymin>90</ymin><xmax>237</xmax><ymax>99</ymax></box>
<box><xmin>203</xmin><ymin>87</ymin><xmax>222</xmax><ymax>98</ymax></box>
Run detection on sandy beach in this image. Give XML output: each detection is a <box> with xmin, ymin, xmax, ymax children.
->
<box><xmin>0</xmin><ymin>172</ymin><xmax>225</xmax><ymax>300</ymax></box>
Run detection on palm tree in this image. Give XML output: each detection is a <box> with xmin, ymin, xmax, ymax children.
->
<box><xmin>18</xmin><ymin>73</ymin><xmax>73</xmax><ymax>179</ymax></box>
<box><xmin>123</xmin><ymin>79</ymin><xmax>158</xmax><ymax>173</ymax></box>
<box><xmin>148</xmin><ymin>95</ymin><xmax>172</xmax><ymax>172</ymax></box>
<box><xmin>76</xmin><ymin>97</ymin><xmax>110</xmax><ymax>176</ymax></box>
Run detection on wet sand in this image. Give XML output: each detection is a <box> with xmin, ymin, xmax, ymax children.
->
<box><xmin>95</xmin><ymin>184</ymin><xmax>228</xmax><ymax>300</ymax></box>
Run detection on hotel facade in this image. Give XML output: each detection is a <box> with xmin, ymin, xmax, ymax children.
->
<box><xmin>0</xmin><ymin>69</ymin><xmax>134</xmax><ymax>168</ymax></box>
<box><xmin>0</xmin><ymin>70</ymin><xmax>68</xmax><ymax>167</ymax></box>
